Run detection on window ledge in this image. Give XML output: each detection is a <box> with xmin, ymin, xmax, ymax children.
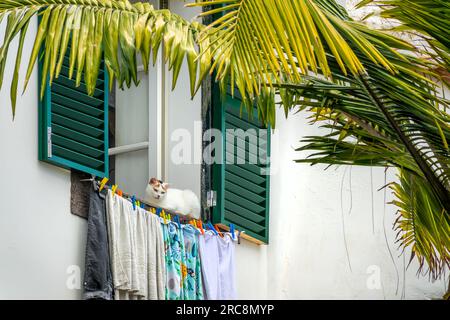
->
<box><xmin>216</xmin><ymin>224</ymin><xmax>266</xmax><ymax>246</ymax></box>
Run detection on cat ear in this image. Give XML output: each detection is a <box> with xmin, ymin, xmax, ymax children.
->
<box><xmin>162</xmin><ymin>183</ymin><xmax>169</xmax><ymax>190</ymax></box>
<box><xmin>149</xmin><ymin>177</ymin><xmax>158</xmax><ymax>185</ymax></box>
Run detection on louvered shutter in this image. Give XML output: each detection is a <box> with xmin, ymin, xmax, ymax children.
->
<box><xmin>212</xmin><ymin>85</ymin><xmax>271</xmax><ymax>243</ymax></box>
<box><xmin>38</xmin><ymin>50</ymin><xmax>109</xmax><ymax>177</ymax></box>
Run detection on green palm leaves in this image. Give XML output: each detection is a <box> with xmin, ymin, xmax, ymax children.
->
<box><xmin>0</xmin><ymin>0</ymin><xmax>202</xmax><ymax>118</ymax></box>
<box><xmin>359</xmin><ymin>0</ymin><xmax>450</xmax><ymax>70</ymax></box>
<box><xmin>188</xmin><ymin>0</ymin><xmax>398</xmax><ymax>104</ymax></box>
<box><xmin>391</xmin><ymin>171</ymin><xmax>449</xmax><ymax>279</ymax></box>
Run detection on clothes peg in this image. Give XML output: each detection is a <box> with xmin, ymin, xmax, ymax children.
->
<box><xmin>207</xmin><ymin>222</ymin><xmax>218</xmax><ymax>235</ymax></box>
<box><xmin>111</xmin><ymin>184</ymin><xmax>118</xmax><ymax>195</ymax></box>
<box><xmin>197</xmin><ymin>220</ymin><xmax>205</xmax><ymax>235</ymax></box>
<box><xmin>230</xmin><ymin>223</ymin><xmax>235</xmax><ymax>240</ymax></box>
<box><xmin>117</xmin><ymin>189</ymin><xmax>123</xmax><ymax>197</ymax></box>
<box><xmin>136</xmin><ymin>200</ymin><xmax>141</xmax><ymax>208</ymax></box>
<box><xmin>99</xmin><ymin>177</ymin><xmax>109</xmax><ymax>192</ymax></box>
<box><xmin>140</xmin><ymin>202</ymin><xmax>145</xmax><ymax>209</ymax></box>
<box><xmin>156</xmin><ymin>208</ymin><xmax>161</xmax><ymax>216</ymax></box>
<box><xmin>131</xmin><ymin>196</ymin><xmax>136</xmax><ymax>210</ymax></box>
<box><xmin>175</xmin><ymin>215</ymin><xmax>181</xmax><ymax>229</ymax></box>
<box><xmin>214</xmin><ymin>224</ymin><xmax>224</xmax><ymax>237</ymax></box>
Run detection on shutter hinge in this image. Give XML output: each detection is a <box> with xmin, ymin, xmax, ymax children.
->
<box><xmin>207</xmin><ymin>190</ymin><xmax>217</xmax><ymax>208</ymax></box>
<box><xmin>47</xmin><ymin>126</ymin><xmax>52</xmax><ymax>158</ymax></box>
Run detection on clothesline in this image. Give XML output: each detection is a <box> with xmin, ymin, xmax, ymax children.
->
<box><xmin>89</xmin><ymin>177</ymin><xmax>194</xmax><ymax>223</ymax></box>
<box><xmin>83</xmin><ymin>176</ymin><xmax>244</xmax><ymax>242</ymax></box>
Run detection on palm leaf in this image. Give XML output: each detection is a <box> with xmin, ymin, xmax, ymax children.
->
<box><xmin>188</xmin><ymin>0</ymin><xmax>399</xmax><ymax>101</ymax></box>
<box><xmin>391</xmin><ymin>171</ymin><xmax>450</xmax><ymax>279</ymax></box>
<box><xmin>0</xmin><ymin>0</ymin><xmax>202</xmax><ymax>116</ymax></box>
<box><xmin>359</xmin><ymin>0</ymin><xmax>450</xmax><ymax>70</ymax></box>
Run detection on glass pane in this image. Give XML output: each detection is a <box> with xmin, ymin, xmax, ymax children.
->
<box><xmin>114</xmin><ymin>73</ymin><xmax>149</xmax><ymax>198</ymax></box>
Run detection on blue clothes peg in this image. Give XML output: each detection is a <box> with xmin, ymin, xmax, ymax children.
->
<box><xmin>230</xmin><ymin>223</ymin><xmax>235</xmax><ymax>240</ymax></box>
<box><xmin>207</xmin><ymin>221</ymin><xmax>218</xmax><ymax>235</ymax></box>
<box><xmin>131</xmin><ymin>195</ymin><xmax>136</xmax><ymax>210</ymax></box>
<box><xmin>156</xmin><ymin>208</ymin><xmax>162</xmax><ymax>216</ymax></box>
<box><xmin>174</xmin><ymin>215</ymin><xmax>181</xmax><ymax>229</ymax></box>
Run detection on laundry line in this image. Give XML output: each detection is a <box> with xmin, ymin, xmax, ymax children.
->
<box><xmin>82</xmin><ymin>176</ymin><xmax>194</xmax><ymax>222</ymax></box>
<box><xmin>82</xmin><ymin>176</ymin><xmax>245</xmax><ymax>242</ymax></box>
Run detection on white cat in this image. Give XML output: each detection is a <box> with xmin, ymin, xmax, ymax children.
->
<box><xmin>144</xmin><ymin>178</ymin><xmax>201</xmax><ymax>219</ymax></box>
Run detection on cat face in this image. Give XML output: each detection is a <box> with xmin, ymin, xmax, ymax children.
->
<box><xmin>148</xmin><ymin>178</ymin><xmax>168</xmax><ymax>200</ymax></box>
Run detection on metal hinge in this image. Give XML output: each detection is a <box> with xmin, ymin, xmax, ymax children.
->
<box><xmin>207</xmin><ymin>190</ymin><xmax>217</xmax><ymax>208</ymax></box>
<box><xmin>47</xmin><ymin>126</ymin><xmax>52</xmax><ymax>158</ymax></box>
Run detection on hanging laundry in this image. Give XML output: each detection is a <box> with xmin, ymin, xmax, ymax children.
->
<box><xmin>106</xmin><ymin>190</ymin><xmax>136</xmax><ymax>299</ymax></box>
<box><xmin>183</xmin><ymin>225</ymin><xmax>204</xmax><ymax>300</ymax></box>
<box><xmin>162</xmin><ymin>222</ymin><xmax>186</xmax><ymax>300</ymax></box>
<box><xmin>83</xmin><ymin>186</ymin><xmax>114</xmax><ymax>300</ymax></box>
<box><xmin>146</xmin><ymin>211</ymin><xmax>166</xmax><ymax>300</ymax></box>
<box><xmin>199</xmin><ymin>231</ymin><xmax>237</xmax><ymax>300</ymax></box>
<box><xmin>217</xmin><ymin>233</ymin><xmax>237</xmax><ymax>299</ymax></box>
<box><xmin>105</xmin><ymin>190</ymin><xmax>165</xmax><ymax>300</ymax></box>
<box><xmin>132</xmin><ymin>205</ymin><xmax>148</xmax><ymax>300</ymax></box>
<box><xmin>84</xmin><ymin>181</ymin><xmax>240</xmax><ymax>301</ymax></box>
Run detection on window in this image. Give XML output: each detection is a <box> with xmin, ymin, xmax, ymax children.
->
<box><xmin>211</xmin><ymin>85</ymin><xmax>271</xmax><ymax>244</ymax></box>
<box><xmin>38</xmin><ymin>50</ymin><xmax>109</xmax><ymax>178</ymax></box>
<box><xmin>108</xmin><ymin>63</ymin><xmax>159</xmax><ymax>200</ymax></box>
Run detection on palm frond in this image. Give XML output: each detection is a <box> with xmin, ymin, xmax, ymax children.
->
<box><xmin>358</xmin><ymin>0</ymin><xmax>450</xmax><ymax>70</ymax></box>
<box><xmin>188</xmin><ymin>0</ymin><xmax>400</xmax><ymax>101</ymax></box>
<box><xmin>391</xmin><ymin>170</ymin><xmax>450</xmax><ymax>279</ymax></box>
<box><xmin>0</xmin><ymin>0</ymin><xmax>202</xmax><ymax>118</ymax></box>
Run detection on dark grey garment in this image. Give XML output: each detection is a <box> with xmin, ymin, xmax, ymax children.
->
<box><xmin>83</xmin><ymin>187</ymin><xmax>114</xmax><ymax>300</ymax></box>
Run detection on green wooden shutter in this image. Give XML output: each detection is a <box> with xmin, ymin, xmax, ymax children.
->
<box><xmin>38</xmin><ymin>51</ymin><xmax>109</xmax><ymax>178</ymax></box>
<box><xmin>212</xmin><ymin>85</ymin><xmax>271</xmax><ymax>243</ymax></box>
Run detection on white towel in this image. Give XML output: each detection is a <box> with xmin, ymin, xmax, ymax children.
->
<box><xmin>147</xmin><ymin>213</ymin><xmax>166</xmax><ymax>300</ymax></box>
<box><xmin>106</xmin><ymin>192</ymin><xmax>144</xmax><ymax>299</ymax></box>
<box><xmin>106</xmin><ymin>191</ymin><xmax>132</xmax><ymax>297</ymax></box>
<box><xmin>217</xmin><ymin>234</ymin><xmax>237</xmax><ymax>299</ymax></box>
<box><xmin>106</xmin><ymin>190</ymin><xmax>166</xmax><ymax>300</ymax></box>
<box><xmin>134</xmin><ymin>207</ymin><xmax>148</xmax><ymax>299</ymax></box>
<box><xmin>199</xmin><ymin>231</ymin><xmax>237</xmax><ymax>300</ymax></box>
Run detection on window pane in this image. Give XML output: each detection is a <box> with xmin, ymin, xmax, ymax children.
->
<box><xmin>114</xmin><ymin>74</ymin><xmax>149</xmax><ymax>198</ymax></box>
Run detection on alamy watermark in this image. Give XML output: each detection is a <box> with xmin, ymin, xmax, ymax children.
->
<box><xmin>366</xmin><ymin>265</ymin><xmax>382</xmax><ymax>290</ymax></box>
<box><xmin>66</xmin><ymin>265</ymin><xmax>81</xmax><ymax>290</ymax></box>
<box><xmin>170</xmin><ymin>121</ymin><xmax>277</xmax><ymax>175</ymax></box>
